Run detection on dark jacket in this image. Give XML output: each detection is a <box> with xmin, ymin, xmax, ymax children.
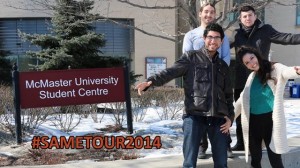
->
<box><xmin>147</xmin><ymin>47</ymin><xmax>234</xmax><ymax>122</ymax></box>
<box><xmin>232</xmin><ymin>19</ymin><xmax>300</xmax><ymax>89</ymax></box>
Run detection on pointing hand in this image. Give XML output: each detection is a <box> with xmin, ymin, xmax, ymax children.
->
<box><xmin>134</xmin><ymin>81</ymin><xmax>152</xmax><ymax>95</ymax></box>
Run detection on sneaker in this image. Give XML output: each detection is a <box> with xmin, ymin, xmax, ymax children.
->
<box><xmin>227</xmin><ymin>147</ymin><xmax>234</xmax><ymax>158</ymax></box>
<box><xmin>198</xmin><ymin>150</ymin><xmax>207</xmax><ymax>159</ymax></box>
<box><xmin>198</xmin><ymin>146</ymin><xmax>207</xmax><ymax>159</ymax></box>
<box><xmin>231</xmin><ymin>143</ymin><xmax>244</xmax><ymax>151</ymax></box>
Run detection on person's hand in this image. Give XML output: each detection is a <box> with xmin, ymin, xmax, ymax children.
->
<box><xmin>134</xmin><ymin>81</ymin><xmax>152</xmax><ymax>95</ymax></box>
<box><xmin>220</xmin><ymin>116</ymin><xmax>231</xmax><ymax>134</ymax></box>
<box><xmin>294</xmin><ymin>66</ymin><xmax>300</xmax><ymax>75</ymax></box>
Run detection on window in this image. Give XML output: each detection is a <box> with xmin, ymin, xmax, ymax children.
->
<box><xmin>228</xmin><ymin>0</ymin><xmax>265</xmax><ymax>22</ymax></box>
<box><xmin>297</xmin><ymin>0</ymin><xmax>300</xmax><ymax>25</ymax></box>
<box><xmin>0</xmin><ymin>18</ymin><xmax>134</xmax><ymax>70</ymax></box>
<box><xmin>0</xmin><ymin>18</ymin><xmax>51</xmax><ymax>56</ymax></box>
<box><xmin>0</xmin><ymin>18</ymin><xmax>52</xmax><ymax>70</ymax></box>
<box><xmin>227</xmin><ymin>0</ymin><xmax>244</xmax><ymax>22</ymax></box>
<box><xmin>94</xmin><ymin>19</ymin><xmax>134</xmax><ymax>57</ymax></box>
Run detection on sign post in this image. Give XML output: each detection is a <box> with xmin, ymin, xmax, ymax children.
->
<box><xmin>12</xmin><ymin>63</ymin><xmax>22</xmax><ymax>144</ymax></box>
<box><xmin>123</xmin><ymin>60</ymin><xmax>133</xmax><ymax>134</ymax></box>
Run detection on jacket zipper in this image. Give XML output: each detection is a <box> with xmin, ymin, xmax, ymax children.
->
<box><xmin>211</xmin><ymin>62</ymin><xmax>215</xmax><ymax>117</ymax></box>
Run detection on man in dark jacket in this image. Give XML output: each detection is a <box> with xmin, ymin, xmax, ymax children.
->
<box><xmin>231</xmin><ymin>5</ymin><xmax>300</xmax><ymax>151</ymax></box>
<box><xmin>135</xmin><ymin>23</ymin><xmax>234</xmax><ymax>168</ymax></box>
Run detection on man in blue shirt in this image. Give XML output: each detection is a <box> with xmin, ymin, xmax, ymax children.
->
<box><xmin>182</xmin><ymin>2</ymin><xmax>233</xmax><ymax>159</ymax></box>
<box><xmin>182</xmin><ymin>3</ymin><xmax>231</xmax><ymax>66</ymax></box>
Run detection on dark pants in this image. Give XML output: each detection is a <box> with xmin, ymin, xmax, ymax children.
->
<box><xmin>200</xmin><ymin>132</ymin><xmax>209</xmax><ymax>151</ymax></box>
<box><xmin>200</xmin><ymin>132</ymin><xmax>231</xmax><ymax>152</ymax></box>
<box><xmin>234</xmin><ymin>89</ymin><xmax>244</xmax><ymax>146</ymax></box>
<box><xmin>249</xmin><ymin>112</ymin><xmax>284</xmax><ymax>168</ymax></box>
<box><xmin>182</xmin><ymin>115</ymin><xmax>229</xmax><ymax>168</ymax></box>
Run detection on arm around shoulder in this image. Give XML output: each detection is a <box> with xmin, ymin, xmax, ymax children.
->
<box><xmin>234</xmin><ymin>97</ymin><xmax>242</xmax><ymax>120</ymax></box>
<box><xmin>182</xmin><ymin>31</ymin><xmax>193</xmax><ymax>54</ymax></box>
<box><xmin>221</xmin><ymin>35</ymin><xmax>231</xmax><ymax>66</ymax></box>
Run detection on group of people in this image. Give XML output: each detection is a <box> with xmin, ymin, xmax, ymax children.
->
<box><xmin>135</xmin><ymin>3</ymin><xmax>300</xmax><ymax>168</ymax></box>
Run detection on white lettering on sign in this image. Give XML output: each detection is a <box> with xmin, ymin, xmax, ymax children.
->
<box><xmin>74</xmin><ymin>77</ymin><xmax>119</xmax><ymax>86</ymax></box>
<box><xmin>78</xmin><ymin>88</ymin><xmax>109</xmax><ymax>96</ymax></box>
<box><xmin>25</xmin><ymin>77</ymin><xmax>119</xmax><ymax>89</ymax></box>
<box><xmin>19</xmin><ymin>67</ymin><xmax>125</xmax><ymax>108</ymax></box>
<box><xmin>39</xmin><ymin>89</ymin><xmax>76</xmax><ymax>99</ymax></box>
<box><xmin>26</xmin><ymin>79</ymin><xmax>72</xmax><ymax>88</ymax></box>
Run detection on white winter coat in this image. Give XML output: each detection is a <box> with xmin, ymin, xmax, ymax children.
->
<box><xmin>235</xmin><ymin>63</ymin><xmax>300</xmax><ymax>162</ymax></box>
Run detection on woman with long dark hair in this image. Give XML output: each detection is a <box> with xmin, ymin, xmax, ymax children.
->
<box><xmin>235</xmin><ymin>45</ymin><xmax>300</xmax><ymax>168</ymax></box>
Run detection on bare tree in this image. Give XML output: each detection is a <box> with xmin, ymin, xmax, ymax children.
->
<box><xmin>0</xmin><ymin>0</ymin><xmax>293</xmax><ymax>42</ymax></box>
<box><xmin>152</xmin><ymin>88</ymin><xmax>184</xmax><ymax>120</ymax></box>
<box><xmin>50</xmin><ymin>106</ymin><xmax>82</xmax><ymax>133</ymax></box>
<box><xmin>112</xmin><ymin>0</ymin><xmax>290</xmax><ymax>39</ymax></box>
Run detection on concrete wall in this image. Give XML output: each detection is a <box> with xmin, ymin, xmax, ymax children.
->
<box><xmin>0</xmin><ymin>0</ymin><xmax>52</xmax><ymax>18</ymax></box>
<box><xmin>265</xmin><ymin>2</ymin><xmax>300</xmax><ymax>66</ymax></box>
<box><xmin>93</xmin><ymin>0</ymin><xmax>178</xmax><ymax>86</ymax></box>
<box><xmin>3</xmin><ymin>1</ymin><xmax>299</xmax><ymax>86</ymax></box>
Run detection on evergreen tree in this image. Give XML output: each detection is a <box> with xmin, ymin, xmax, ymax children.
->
<box><xmin>0</xmin><ymin>40</ymin><xmax>12</xmax><ymax>84</ymax></box>
<box><xmin>20</xmin><ymin>0</ymin><xmax>124</xmax><ymax>70</ymax></box>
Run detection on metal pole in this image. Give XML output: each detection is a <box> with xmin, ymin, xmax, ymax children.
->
<box><xmin>12</xmin><ymin>63</ymin><xmax>22</xmax><ymax>144</ymax></box>
<box><xmin>123</xmin><ymin>60</ymin><xmax>133</xmax><ymax>134</ymax></box>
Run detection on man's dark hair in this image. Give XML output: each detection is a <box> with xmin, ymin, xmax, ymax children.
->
<box><xmin>200</xmin><ymin>2</ymin><xmax>215</xmax><ymax>12</ymax></box>
<box><xmin>239</xmin><ymin>5</ymin><xmax>256</xmax><ymax>14</ymax></box>
<box><xmin>203</xmin><ymin>23</ymin><xmax>224</xmax><ymax>40</ymax></box>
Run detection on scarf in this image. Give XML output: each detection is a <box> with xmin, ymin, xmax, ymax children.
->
<box><xmin>241</xmin><ymin>24</ymin><xmax>254</xmax><ymax>37</ymax></box>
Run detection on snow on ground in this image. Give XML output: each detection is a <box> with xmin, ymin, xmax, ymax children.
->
<box><xmin>1</xmin><ymin>99</ymin><xmax>300</xmax><ymax>159</ymax></box>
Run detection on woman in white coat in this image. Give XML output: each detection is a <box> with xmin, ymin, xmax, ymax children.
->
<box><xmin>235</xmin><ymin>45</ymin><xmax>300</xmax><ymax>168</ymax></box>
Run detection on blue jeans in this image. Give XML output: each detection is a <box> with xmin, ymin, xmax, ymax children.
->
<box><xmin>182</xmin><ymin>115</ymin><xmax>229</xmax><ymax>168</ymax></box>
